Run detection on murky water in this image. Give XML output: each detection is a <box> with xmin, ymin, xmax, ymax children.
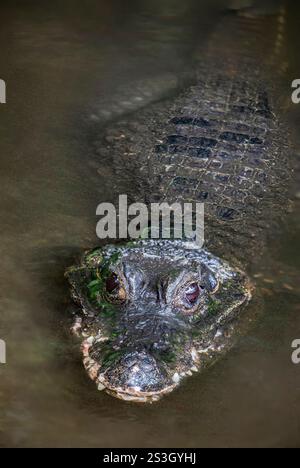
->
<box><xmin>0</xmin><ymin>0</ymin><xmax>299</xmax><ymax>447</ymax></box>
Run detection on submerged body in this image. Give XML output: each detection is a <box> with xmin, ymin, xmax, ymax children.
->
<box><xmin>66</xmin><ymin>4</ymin><xmax>292</xmax><ymax>402</ymax></box>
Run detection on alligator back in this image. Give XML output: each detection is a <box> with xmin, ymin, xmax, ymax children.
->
<box><xmin>98</xmin><ymin>6</ymin><xmax>292</xmax><ymax>266</ymax></box>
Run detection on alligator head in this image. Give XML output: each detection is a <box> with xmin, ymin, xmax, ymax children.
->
<box><xmin>65</xmin><ymin>240</ymin><xmax>252</xmax><ymax>403</ymax></box>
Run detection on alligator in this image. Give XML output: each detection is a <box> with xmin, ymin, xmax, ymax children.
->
<box><xmin>66</xmin><ymin>1</ymin><xmax>292</xmax><ymax>402</ymax></box>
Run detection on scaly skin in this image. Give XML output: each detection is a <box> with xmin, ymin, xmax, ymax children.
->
<box><xmin>66</xmin><ymin>5</ymin><xmax>292</xmax><ymax>402</ymax></box>
<box><xmin>105</xmin><ymin>7</ymin><xmax>291</xmax><ymax>264</ymax></box>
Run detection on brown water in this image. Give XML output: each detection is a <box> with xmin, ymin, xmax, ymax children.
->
<box><xmin>0</xmin><ymin>0</ymin><xmax>299</xmax><ymax>448</ymax></box>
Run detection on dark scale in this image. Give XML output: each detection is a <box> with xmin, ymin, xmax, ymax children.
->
<box><xmin>170</xmin><ymin>116</ymin><xmax>211</xmax><ymax>128</ymax></box>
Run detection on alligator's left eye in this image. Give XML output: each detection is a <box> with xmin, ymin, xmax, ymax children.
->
<box><xmin>185</xmin><ymin>282</ymin><xmax>200</xmax><ymax>306</ymax></box>
<box><xmin>105</xmin><ymin>273</ymin><xmax>126</xmax><ymax>302</ymax></box>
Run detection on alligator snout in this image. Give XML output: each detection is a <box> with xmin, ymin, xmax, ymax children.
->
<box><xmin>101</xmin><ymin>350</ymin><xmax>175</xmax><ymax>402</ymax></box>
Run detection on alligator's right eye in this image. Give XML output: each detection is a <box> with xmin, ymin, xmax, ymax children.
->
<box><xmin>106</xmin><ymin>273</ymin><xmax>119</xmax><ymax>293</ymax></box>
<box><xmin>105</xmin><ymin>273</ymin><xmax>126</xmax><ymax>302</ymax></box>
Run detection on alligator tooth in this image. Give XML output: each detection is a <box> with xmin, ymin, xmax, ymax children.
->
<box><xmin>186</xmin><ymin>370</ymin><xmax>193</xmax><ymax>376</ymax></box>
<box><xmin>86</xmin><ymin>336</ymin><xmax>95</xmax><ymax>344</ymax></box>
<box><xmin>191</xmin><ymin>366</ymin><xmax>198</xmax><ymax>372</ymax></box>
<box><xmin>97</xmin><ymin>383</ymin><xmax>105</xmax><ymax>391</ymax></box>
<box><xmin>191</xmin><ymin>347</ymin><xmax>199</xmax><ymax>363</ymax></box>
<box><xmin>95</xmin><ymin>333</ymin><xmax>109</xmax><ymax>343</ymax></box>
<box><xmin>151</xmin><ymin>395</ymin><xmax>160</xmax><ymax>401</ymax></box>
<box><xmin>97</xmin><ymin>373</ymin><xmax>106</xmax><ymax>384</ymax></box>
<box><xmin>172</xmin><ymin>372</ymin><xmax>180</xmax><ymax>384</ymax></box>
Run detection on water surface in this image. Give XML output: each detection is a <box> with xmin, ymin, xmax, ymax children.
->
<box><xmin>0</xmin><ymin>0</ymin><xmax>299</xmax><ymax>447</ymax></box>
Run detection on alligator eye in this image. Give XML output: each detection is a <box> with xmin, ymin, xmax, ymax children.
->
<box><xmin>105</xmin><ymin>273</ymin><xmax>126</xmax><ymax>302</ymax></box>
<box><xmin>185</xmin><ymin>282</ymin><xmax>200</xmax><ymax>305</ymax></box>
<box><xmin>106</xmin><ymin>273</ymin><xmax>119</xmax><ymax>293</ymax></box>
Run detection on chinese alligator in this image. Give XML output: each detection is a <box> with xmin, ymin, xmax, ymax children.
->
<box><xmin>66</xmin><ymin>2</ymin><xmax>292</xmax><ymax>402</ymax></box>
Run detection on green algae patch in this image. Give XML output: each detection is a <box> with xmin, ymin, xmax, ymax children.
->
<box><xmin>207</xmin><ymin>297</ymin><xmax>221</xmax><ymax>316</ymax></box>
<box><xmin>86</xmin><ymin>251</ymin><xmax>122</xmax><ymax>316</ymax></box>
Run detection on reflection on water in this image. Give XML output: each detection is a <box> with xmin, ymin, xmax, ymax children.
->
<box><xmin>0</xmin><ymin>0</ymin><xmax>299</xmax><ymax>447</ymax></box>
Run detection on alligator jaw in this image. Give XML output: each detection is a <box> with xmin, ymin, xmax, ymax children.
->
<box><xmin>103</xmin><ymin>383</ymin><xmax>177</xmax><ymax>404</ymax></box>
<box><xmin>81</xmin><ymin>337</ymin><xmax>178</xmax><ymax>403</ymax></box>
